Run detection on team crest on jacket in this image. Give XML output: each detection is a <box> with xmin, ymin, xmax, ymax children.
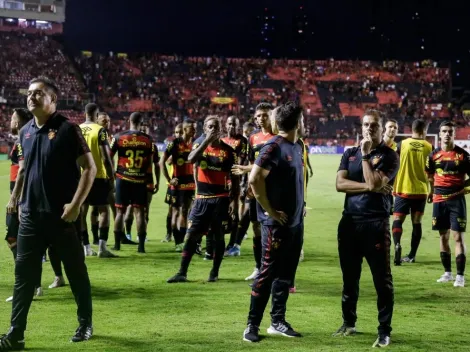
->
<box><xmin>48</xmin><ymin>129</ymin><xmax>57</xmax><ymax>140</ymax></box>
<box><xmin>371</xmin><ymin>155</ymin><xmax>382</xmax><ymax>166</ymax></box>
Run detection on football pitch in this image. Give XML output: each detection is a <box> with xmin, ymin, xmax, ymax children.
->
<box><xmin>0</xmin><ymin>155</ymin><xmax>469</xmax><ymax>352</ymax></box>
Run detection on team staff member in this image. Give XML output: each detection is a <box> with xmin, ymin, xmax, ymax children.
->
<box><xmin>231</xmin><ymin>103</ymin><xmax>274</xmax><ymax>280</ymax></box>
<box><xmin>111</xmin><ymin>112</ymin><xmax>156</xmax><ymax>254</ymax></box>
<box><xmin>243</xmin><ymin>102</ymin><xmax>304</xmax><ymax>343</ymax></box>
<box><xmin>4</xmin><ymin>109</ymin><xmax>43</xmax><ymax>303</ymax></box>
<box><xmin>392</xmin><ymin>119</ymin><xmax>432</xmax><ymax>265</ymax></box>
<box><xmin>1</xmin><ymin>77</ymin><xmax>96</xmax><ymax>351</ymax></box>
<box><xmin>167</xmin><ymin>116</ymin><xmax>239</xmax><ymax>283</ymax></box>
<box><xmin>160</xmin><ymin>119</ymin><xmax>196</xmax><ymax>252</ymax></box>
<box><xmin>334</xmin><ymin>110</ymin><xmax>399</xmax><ymax>348</ymax></box>
<box><xmin>426</xmin><ymin>121</ymin><xmax>469</xmax><ymax>288</ymax></box>
<box><xmin>80</xmin><ymin>104</ymin><xmax>115</xmax><ymax>258</ymax></box>
<box><xmin>382</xmin><ymin>118</ymin><xmax>398</xmax><ymax>217</ymax></box>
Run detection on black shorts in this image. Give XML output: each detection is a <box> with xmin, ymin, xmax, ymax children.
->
<box><xmin>393</xmin><ymin>195</ymin><xmax>426</xmax><ymax>216</ymax></box>
<box><xmin>115</xmin><ymin>178</ymin><xmax>148</xmax><ymax>208</ymax></box>
<box><xmin>432</xmin><ymin>196</ymin><xmax>467</xmax><ymax>232</ymax></box>
<box><xmin>169</xmin><ymin>189</ymin><xmax>195</xmax><ymax>208</ymax></box>
<box><xmin>5</xmin><ymin>211</ymin><xmax>19</xmax><ymax>242</ymax></box>
<box><xmin>86</xmin><ymin>178</ymin><xmax>111</xmax><ymax>206</ymax></box>
<box><xmin>248</xmin><ymin>197</ymin><xmax>258</xmax><ymax>222</ymax></box>
<box><xmin>188</xmin><ymin>197</ymin><xmax>230</xmax><ymax>235</ymax></box>
<box><xmin>164</xmin><ymin>186</ymin><xmax>173</xmax><ymax>205</ymax></box>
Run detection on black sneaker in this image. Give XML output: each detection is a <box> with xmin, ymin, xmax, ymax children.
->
<box><xmin>138</xmin><ymin>245</ymin><xmax>146</xmax><ymax>254</ymax></box>
<box><xmin>121</xmin><ymin>238</ymin><xmax>138</xmax><ymax>245</ymax></box>
<box><xmin>0</xmin><ymin>334</ymin><xmax>24</xmax><ymax>351</ymax></box>
<box><xmin>394</xmin><ymin>244</ymin><xmax>402</xmax><ymax>266</ymax></box>
<box><xmin>167</xmin><ymin>274</ymin><xmax>188</xmax><ymax>283</ymax></box>
<box><xmin>208</xmin><ymin>271</ymin><xmax>218</xmax><ymax>282</ymax></box>
<box><xmin>243</xmin><ymin>324</ymin><xmax>260</xmax><ymax>343</ymax></box>
<box><xmin>71</xmin><ymin>325</ymin><xmax>93</xmax><ymax>343</ymax></box>
<box><xmin>332</xmin><ymin>324</ymin><xmax>357</xmax><ymax>337</ymax></box>
<box><xmin>267</xmin><ymin>321</ymin><xmax>301</xmax><ymax>338</ymax></box>
<box><xmin>372</xmin><ymin>334</ymin><xmax>390</xmax><ymax>348</ymax></box>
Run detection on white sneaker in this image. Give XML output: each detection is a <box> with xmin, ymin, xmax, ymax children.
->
<box><xmin>36</xmin><ymin>287</ymin><xmax>43</xmax><ymax>297</ymax></box>
<box><xmin>454</xmin><ymin>275</ymin><xmax>465</xmax><ymax>287</ymax></box>
<box><xmin>5</xmin><ymin>296</ymin><xmax>13</xmax><ymax>302</ymax></box>
<box><xmin>85</xmin><ymin>247</ymin><xmax>97</xmax><ymax>257</ymax></box>
<box><xmin>437</xmin><ymin>272</ymin><xmax>454</xmax><ymax>283</ymax></box>
<box><xmin>299</xmin><ymin>249</ymin><xmax>304</xmax><ymax>262</ymax></box>
<box><xmin>245</xmin><ymin>268</ymin><xmax>259</xmax><ymax>281</ymax></box>
<box><xmin>49</xmin><ymin>276</ymin><xmax>65</xmax><ymax>289</ymax></box>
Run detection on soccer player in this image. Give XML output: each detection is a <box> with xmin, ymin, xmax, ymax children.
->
<box><xmin>334</xmin><ymin>110</ymin><xmax>399</xmax><ymax>348</ymax></box>
<box><xmin>383</xmin><ymin>119</ymin><xmax>398</xmax><ymax>152</ymax></box>
<box><xmin>392</xmin><ymin>119</ymin><xmax>432</xmax><ymax>265</ymax></box>
<box><xmin>242</xmin><ymin>102</ymin><xmax>304</xmax><ymax>343</ymax></box>
<box><xmin>160</xmin><ymin>119</ymin><xmax>196</xmax><ymax>252</ymax></box>
<box><xmin>111</xmin><ymin>112</ymin><xmax>156</xmax><ymax>253</ymax></box>
<box><xmin>161</xmin><ymin>124</ymin><xmax>183</xmax><ymax>243</ymax></box>
<box><xmin>205</xmin><ymin>116</ymin><xmax>247</xmax><ymax>259</ymax></box>
<box><xmin>426</xmin><ymin>121</ymin><xmax>470</xmax><ymax>287</ymax></box>
<box><xmin>1</xmin><ymin>76</ymin><xmax>95</xmax><ymax>349</ymax></box>
<box><xmin>80</xmin><ymin>104</ymin><xmax>116</xmax><ymax>258</ymax></box>
<box><xmin>5</xmin><ymin>108</ymin><xmax>43</xmax><ymax>303</ymax></box>
<box><xmin>231</xmin><ymin>103</ymin><xmax>274</xmax><ymax>280</ymax></box>
<box><xmin>167</xmin><ymin>116</ymin><xmax>239</xmax><ymax>283</ymax></box>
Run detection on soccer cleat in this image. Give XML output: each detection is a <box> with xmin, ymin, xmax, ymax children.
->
<box><xmin>289</xmin><ymin>286</ymin><xmax>297</xmax><ymax>294</ymax></box>
<box><xmin>454</xmin><ymin>275</ymin><xmax>465</xmax><ymax>287</ymax></box>
<box><xmin>372</xmin><ymin>334</ymin><xmax>390</xmax><ymax>348</ymax></box>
<box><xmin>195</xmin><ymin>243</ymin><xmax>202</xmax><ymax>256</ymax></box>
<box><xmin>299</xmin><ymin>249</ymin><xmax>304</xmax><ymax>262</ymax></box>
<box><xmin>121</xmin><ymin>238</ymin><xmax>138</xmax><ymax>245</ymax></box>
<box><xmin>245</xmin><ymin>268</ymin><xmax>259</xmax><ymax>281</ymax></box>
<box><xmin>224</xmin><ymin>246</ymin><xmax>233</xmax><ymax>257</ymax></box>
<box><xmin>167</xmin><ymin>274</ymin><xmax>188</xmax><ymax>283</ymax></box>
<box><xmin>48</xmin><ymin>276</ymin><xmax>65</xmax><ymax>289</ymax></box>
<box><xmin>84</xmin><ymin>247</ymin><xmax>97</xmax><ymax>257</ymax></box>
<box><xmin>175</xmin><ymin>244</ymin><xmax>184</xmax><ymax>253</ymax></box>
<box><xmin>98</xmin><ymin>250</ymin><xmax>118</xmax><ymax>258</ymax></box>
<box><xmin>228</xmin><ymin>245</ymin><xmax>241</xmax><ymax>257</ymax></box>
<box><xmin>137</xmin><ymin>245</ymin><xmax>146</xmax><ymax>254</ymax></box>
<box><xmin>125</xmin><ymin>234</ymin><xmax>132</xmax><ymax>241</ymax></box>
<box><xmin>437</xmin><ymin>272</ymin><xmax>454</xmax><ymax>283</ymax></box>
<box><xmin>401</xmin><ymin>255</ymin><xmax>415</xmax><ymax>263</ymax></box>
<box><xmin>207</xmin><ymin>275</ymin><xmax>218</xmax><ymax>282</ymax></box>
<box><xmin>0</xmin><ymin>334</ymin><xmax>25</xmax><ymax>351</ymax></box>
<box><xmin>332</xmin><ymin>324</ymin><xmax>357</xmax><ymax>337</ymax></box>
<box><xmin>5</xmin><ymin>297</ymin><xmax>12</xmax><ymax>303</ymax></box>
<box><xmin>243</xmin><ymin>324</ymin><xmax>260</xmax><ymax>343</ymax></box>
<box><xmin>267</xmin><ymin>321</ymin><xmax>302</xmax><ymax>338</ymax></box>
<box><xmin>203</xmin><ymin>252</ymin><xmax>213</xmax><ymax>261</ymax></box>
<box><xmin>71</xmin><ymin>325</ymin><xmax>93</xmax><ymax>343</ymax></box>
<box><xmin>161</xmin><ymin>233</ymin><xmax>172</xmax><ymax>243</ymax></box>
<box><xmin>35</xmin><ymin>287</ymin><xmax>43</xmax><ymax>297</ymax></box>
<box><xmin>393</xmin><ymin>244</ymin><xmax>402</xmax><ymax>266</ymax></box>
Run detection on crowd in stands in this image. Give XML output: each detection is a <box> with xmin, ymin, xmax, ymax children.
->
<box><xmin>0</xmin><ymin>31</ymin><xmax>468</xmax><ymax>147</ymax></box>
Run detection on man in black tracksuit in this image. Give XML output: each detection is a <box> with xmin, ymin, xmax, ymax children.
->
<box><xmin>334</xmin><ymin>110</ymin><xmax>399</xmax><ymax>348</ymax></box>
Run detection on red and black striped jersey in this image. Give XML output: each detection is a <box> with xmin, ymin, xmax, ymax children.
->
<box><xmin>221</xmin><ymin>134</ymin><xmax>248</xmax><ymax>162</ymax></box>
<box><xmin>248</xmin><ymin>131</ymin><xmax>275</xmax><ymax>163</ymax></box>
<box><xmin>164</xmin><ymin>137</ymin><xmax>195</xmax><ymax>191</ymax></box>
<box><xmin>146</xmin><ymin>143</ymin><xmax>160</xmax><ymax>189</ymax></box>
<box><xmin>9</xmin><ymin>142</ymin><xmax>20</xmax><ymax>192</ymax></box>
<box><xmin>192</xmin><ymin>136</ymin><xmax>237</xmax><ymax>198</ymax></box>
<box><xmin>110</xmin><ymin>130</ymin><xmax>155</xmax><ymax>184</ymax></box>
<box><xmin>426</xmin><ymin>146</ymin><xmax>470</xmax><ymax>202</ymax></box>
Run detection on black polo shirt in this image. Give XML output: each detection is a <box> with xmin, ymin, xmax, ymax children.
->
<box><xmin>17</xmin><ymin>112</ymin><xmax>90</xmax><ymax>215</ymax></box>
<box><xmin>338</xmin><ymin>143</ymin><xmax>399</xmax><ymax>221</ymax></box>
<box><xmin>255</xmin><ymin>135</ymin><xmax>304</xmax><ymax>228</ymax></box>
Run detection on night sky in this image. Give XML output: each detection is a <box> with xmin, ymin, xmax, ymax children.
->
<box><xmin>63</xmin><ymin>0</ymin><xmax>470</xmax><ymax>85</ymax></box>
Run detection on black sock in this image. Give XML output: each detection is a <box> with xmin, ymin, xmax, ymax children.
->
<box><xmin>392</xmin><ymin>220</ymin><xmax>402</xmax><ymax>246</ymax></box>
<box><xmin>253</xmin><ymin>236</ymin><xmax>262</xmax><ymax>270</ymax></box>
<box><xmin>211</xmin><ymin>238</ymin><xmax>226</xmax><ymax>277</ymax></box>
<box><xmin>99</xmin><ymin>227</ymin><xmax>110</xmax><ymax>242</ymax></box>
<box><xmin>440</xmin><ymin>251</ymin><xmax>452</xmax><ymax>272</ymax></box>
<box><xmin>172</xmin><ymin>227</ymin><xmax>181</xmax><ymax>244</ymax></box>
<box><xmin>125</xmin><ymin>218</ymin><xmax>133</xmax><ymax>235</ymax></box>
<box><xmin>227</xmin><ymin>219</ymin><xmax>239</xmax><ymax>248</ymax></box>
<box><xmin>81</xmin><ymin>230</ymin><xmax>90</xmax><ymax>246</ymax></box>
<box><xmin>456</xmin><ymin>254</ymin><xmax>466</xmax><ymax>276</ymax></box>
<box><xmin>409</xmin><ymin>223</ymin><xmax>422</xmax><ymax>257</ymax></box>
<box><xmin>179</xmin><ymin>239</ymin><xmax>198</xmax><ymax>276</ymax></box>
<box><xmin>166</xmin><ymin>215</ymin><xmax>172</xmax><ymax>236</ymax></box>
<box><xmin>114</xmin><ymin>231</ymin><xmax>125</xmax><ymax>248</ymax></box>
<box><xmin>138</xmin><ymin>232</ymin><xmax>147</xmax><ymax>251</ymax></box>
<box><xmin>206</xmin><ymin>235</ymin><xmax>214</xmax><ymax>256</ymax></box>
<box><xmin>179</xmin><ymin>227</ymin><xmax>187</xmax><ymax>245</ymax></box>
<box><xmin>49</xmin><ymin>247</ymin><xmax>63</xmax><ymax>277</ymax></box>
<box><xmin>235</xmin><ymin>213</ymin><xmax>250</xmax><ymax>246</ymax></box>
<box><xmin>91</xmin><ymin>224</ymin><xmax>99</xmax><ymax>243</ymax></box>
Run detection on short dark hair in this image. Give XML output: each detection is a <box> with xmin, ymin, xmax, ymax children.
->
<box><xmin>275</xmin><ymin>101</ymin><xmax>303</xmax><ymax>132</ymax></box>
<box><xmin>98</xmin><ymin>112</ymin><xmax>109</xmax><ymax>118</ymax></box>
<box><xmin>243</xmin><ymin>121</ymin><xmax>255</xmax><ymax>129</ymax></box>
<box><xmin>255</xmin><ymin>102</ymin><xmax>273</xmax><ymax>111</ymax></box>
<box><xmin>227</xmin><ymin>115</ymin><xmax>239</xmax><ymax>124</ymax></box>
<box><xmin>13</xmin><ymin>108</ymin><xmax>33</xmax><ymax>125</ymax></box>
<box><xmin>129</xmin><ymin>112</ymin><xmax>144</xmax><ymax>125</ymax></box>
<box><xmin>29</xmin><ymin>76</ymin><xmax>59</xmax><ymax>96</ymax></box>
<box><xmin>439</xmin><ymin>120</ymin><xmax>455</xmax><ymax>130</ymax></box>
<box><xmin>363</xmin><ymin>109</ymin><xmax>383</xmax><ymax>126</ymax></box>
<box><xmin>183</xmin><ymin>118</ymin><xmax>195</xmax><ymax>127</ymax></box>
<box><xmin>412</xmin><ymin>119</ymin><xmax>428</xmax><ymax>133</ymax></box>
<box><xmin>85</xmin><ymin>103</ymin><xmax>99</xmax><ymax>116</ymax></box>
<box><xmin>385</xmin><ymin>119</ymin><xmax>398</xmax><ymax>125</ymax></box>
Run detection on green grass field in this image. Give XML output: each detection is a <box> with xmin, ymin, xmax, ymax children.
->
<box><xmin>0</xmin><ymin>155</ymin><xmax>469</xmax><ymax>351</ymax></box>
